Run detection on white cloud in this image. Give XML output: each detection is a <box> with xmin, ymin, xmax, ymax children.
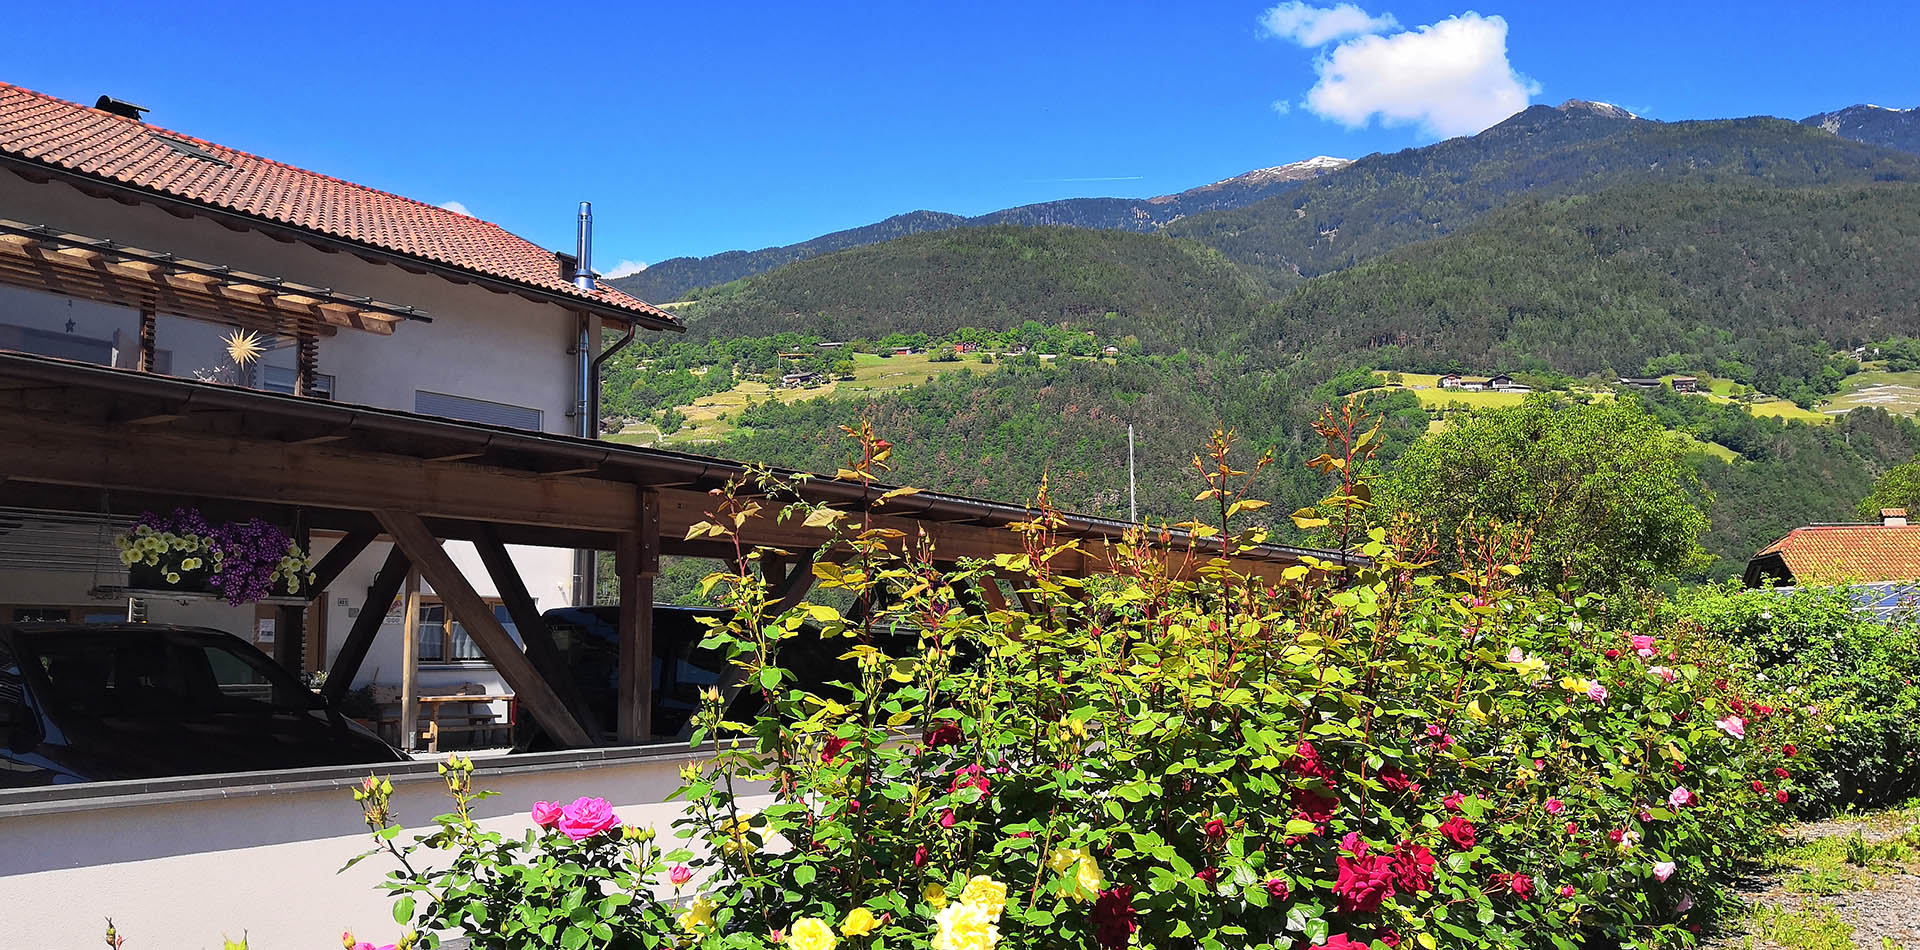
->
<box><xmin>1259</xmin><ymin>2</ymin><xmax>1399</xmax><ymax>46</ymax></box>
<box><xmin>1302</xmin><ymin>13</ymin><xmax>1538</xmax><ymax>138</ymax></box>
<box><xmin>1270</xmin><ymin>99</ymin><xmax>1293</xmax><ymax>116</ymax></box>
<box><xmin>438</xmin><ymin>200</ymin><xmax>472</xmax><ymax>216</ymax></box>
<box><xmin>603</xmin><ymin>259</ymin><xmax>649</xmax><ymax>279</ymax></box>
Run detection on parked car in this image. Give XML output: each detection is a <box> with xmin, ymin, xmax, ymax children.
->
<box><xmin>0</xmin><ymin>623</ymin><xmax>406</xmax><ymax>786</ymax></box>
<box><xmin>528</xmin><ymin>604</ymin><xmax>934</xmax><ymax>748</ymax></box>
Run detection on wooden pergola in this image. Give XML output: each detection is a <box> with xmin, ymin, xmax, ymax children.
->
<box><xmin>0</xmin><ymin>351</ymin><xmax>1347</xmax><ymax>748</ymax></box>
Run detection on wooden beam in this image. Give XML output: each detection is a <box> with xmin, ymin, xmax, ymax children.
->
<box><xmin>136</xmin><ymin>306</ymin><xmax>155</xmax><ymax>373</ymax></box>
<box><xmin>398</xmin><ymin>571</ymin><xmax>422</xmax><ymax>751</ymax></box>
<box><xmin>614</xmin><ymin>489</ymin><xmax>660</xmax><ymax>744</ymax></box>
<box><xmin>376</xmin><ymin>509</ymin><xmax>591</xmax><ymax>748</ymax></box>
<box><xmin>275</xmin><ymin>511</ymin><xmax>310</xmax><ymax>673</ymax></box>
<box><xmin>307</xmin><ymin>529</ymin><xmax>375</xmax><ymax>599</ymax></box>
<box><xmin>976</xmin><ymin>576</ymin><xmax>1010</xmax><ymax>612</ymax></box>
<box><xmin>767</xmin><ymin>549</ymin><xmax>818</xmax><ymax>616</ymax></box>
<box><xmin>473</xmin><ymin>527</ymin><xmax>603</xmax><ymax>743</ymax></box>
<box><xmin>322</xmin><ymin>545</ymin><xmax>410</xmax><ymax>704</ymax></box>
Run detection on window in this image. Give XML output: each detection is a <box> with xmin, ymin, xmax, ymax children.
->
<box><xmin>415</xmin><ymin>600</ymin><xmax>518</xmax><ymax>665</ymax></box>
<box><xmin>263</xmin><ymin>366</ymin><xmax>335</xmax><ymax>399</ymax></box>
<box><xmin>415</xmin><ymin>390</ymin><xmax>543</xmax><ymax>430</ymax></box>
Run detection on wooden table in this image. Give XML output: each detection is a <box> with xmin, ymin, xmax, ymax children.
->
<box><xmin>411</xmin><ymin>694</ymin><xmax>517</xmax><ymax>752</ymax></box>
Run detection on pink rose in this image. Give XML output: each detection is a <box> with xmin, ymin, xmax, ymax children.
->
<box><xmin>1545</xmin><ymin>798</ymin><xmax>1565</xmax><ymax>815</ymax></box>
<box><xmin>1558</xmin><ymin>885</ymin><xmax>1576</xmax><ymax>898</ymax></box>
<box><xmin>1443</xmin><ymin>791</ymin><xmax>1465</xmax><ymax>811</ymax></box>
<box><xmin>1715</xmin><ymin>715</ymin><xmax>1746</xmax><ymax>739</ymax></box>
<box><xmin>1653</xmin><ymin>861</ymin><xmax>1676</xmax><ymax>882</ymax></box>
<box><xmin>669</xmin><ymin>863</ymin><xmax>693</xmax><ymax>887</ymax></box>
<box><xmin>1650</xmin><ymin>666</ymin><xmax>1677</xmax><ymax>684</ymax></box>
<box><xmin>531</xmin><ymin>800</ymin><xmax>564</xmax><ymax>829</ymax></box>
<box><xmin>556</xmin><ymin>796</ymin><xmax>620</xmax><ymax>840</ymax></box>
<box><xmin>1668</xmin><ymin>786</ymin><xmax>1695</xmax><ymax>808</ymax></box>
<box><xmin>1587</xmin><ymin>683</ymin><xmax>1609</xmax><ymax>704</ymax></box>
<box><xmin>1630</xmin><ymin>635</ymin><xmax>1656</xmax><ymax>658</ymax></box>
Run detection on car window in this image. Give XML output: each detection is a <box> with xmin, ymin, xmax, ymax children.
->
<box><xmin>23</xmin><ymin>631</ymin><xmax>310</xmax><ymax>717</ymax></box>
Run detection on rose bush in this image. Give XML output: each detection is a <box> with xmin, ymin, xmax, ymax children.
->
<box><xmin>351</xmin><ymin>405</ymin><xmax>1825</xmax><ymax>949</ymax></box>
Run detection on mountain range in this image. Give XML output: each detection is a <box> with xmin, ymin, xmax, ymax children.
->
<box><xmin>616</xmin><ymin>101</ymin><xmax>1916</xmax><ymax>304</ymax></box>
<box><xmin>611</xmin><ymin>156</ymin><xmax>1350</xmax><ymax>302</ymax></box>
<box><xmin>606</xmin><ymin>98</ymin><xmax>1920</xmax><ymax>584</ymax></box>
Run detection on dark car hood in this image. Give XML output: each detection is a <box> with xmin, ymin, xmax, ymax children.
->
<box><xmin>43</xmin><ymin>710</ymin><xmax>404</xmax><ymax>781</ymax></box>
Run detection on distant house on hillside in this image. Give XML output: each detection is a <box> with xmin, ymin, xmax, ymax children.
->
<box><xmin>1745</xmin><ymin>509</ymin><xmax>1920</xmax><ymax>587</ymax></box>
<box><xmin>1103</xmin><ymin>345</ymin><xmax>1120</xmax><ymax>357</ymax></box>
<box><xmin>1670</xmin><ymin>375</ymin><xmax>1700</xmax><ymax>393</ymax></box>
<box><xmin>1439</xmin><ymin>374</ymin><xmax>1464</xmax><ymax>389</ymax></box>
<box><xmin>1618</xmin><ymin>377</ymin><xmax>1662</xmax><ymax>389</ymax></box>
<box><xmin>781</xmin><ymin>370</ymin><xmax>823</xmax><ymax>389</ymax></box>
<box><xmin>893</xmin><ymin>345</ymin><xmax>918</xmax><ymax>356</ymax></box>
<box><xmin>1486</xmin><ymin>374</ymin><xmax>1516</xmax><ymax>390</ymax></box>
<box><xmin>814</xmin><ymin>341</ymin><xmax>847</xmax><ymax>349</ymax></box>
<box><xmin>953</xmin><ymin>342</ymin><xmax>978</xmax><ymax>354</ymax></box>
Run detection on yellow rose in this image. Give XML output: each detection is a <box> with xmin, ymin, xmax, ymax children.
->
<box><xmin>840</xmin><ymin>907</ymin><xmax>880</xmax><ymax>937</ymax></box>
<box><xmin>788</xmin><ymin>917</ymin><xmax>838</xmax><ymax>950</ymax></box>
<box><xmin>1046</xmin><ymin>848</ymin><xmax>1080</xmax><ymax>873</ymax></box>
<box><xmin>1073</xmin><ymin>855</ymin><xmax>1105</xmax><ymax>900</ymax></box>
<box><xmin>930</xmin><ymin>901</ymin><xmax>1000</xmax><ymax>950</ymax></box>
<box><xmin>678</xmin><ymin>897</ymin><xmax>717</xmax><ymax>933</ymax></box>
<box><xmin>924</xmin><ymin>882</ymin><xmax>948</xmax><ymax>908</ymax></box>
<box><xmin>960</xmin><ymin>875</ymin><xmax>1007</xmax><ymax>920</ymax></box>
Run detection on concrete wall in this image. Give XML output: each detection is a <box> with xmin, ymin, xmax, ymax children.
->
<box><xmin>0</xmin><ymin>745</ymin><xmax>762</xmax><ymax>949</ymax></box>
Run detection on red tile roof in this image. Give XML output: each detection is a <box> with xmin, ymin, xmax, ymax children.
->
<box><xmin>1752</xmin><ymin>524</ymin><xmax>1920</xmax><ymax>584</ymax></box>
<box><xmin>0</xmin><ymin>82</ymin><xmax>677</xmax><ymax>328</ymax></box>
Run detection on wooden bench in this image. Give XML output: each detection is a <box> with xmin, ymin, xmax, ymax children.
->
<box><xmin>416</xmin><ymin>693</ymin><xmax>515</xmax><ymax>752</ymax></box>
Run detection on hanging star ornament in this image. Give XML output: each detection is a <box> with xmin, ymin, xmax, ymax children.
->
<box><xmin>223</xmin><ymin>329</ymin><xmax>265</xmax><ymax>366</ymax></box>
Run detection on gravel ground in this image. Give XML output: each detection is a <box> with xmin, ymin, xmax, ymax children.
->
<box><xmin>1721</xmin><ymin>812</ymin><xmax>1920</xmax><ymax>950</ymax></box>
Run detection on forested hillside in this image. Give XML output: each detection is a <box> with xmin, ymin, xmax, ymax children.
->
<box><xmin>1258</xmin><ymin>182</ymin><xmax>1920</xmax><ymax>402</ymax></box>
<box><xmin>1169</xmin><ymin>103</ymin><xmax>1920</xmax><ymax>287</ymax></box>
<box><xmin>672</xmin><ymin>226</ymin><xmax>1273</xmax><ymax>352</ymax></box>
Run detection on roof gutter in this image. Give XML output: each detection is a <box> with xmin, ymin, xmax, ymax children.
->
<box><xmin>0</xmin><ymin>156</ymin><xmax>682</xmax><ymax>333</ymax></box>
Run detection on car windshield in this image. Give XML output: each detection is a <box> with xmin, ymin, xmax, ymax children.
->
<box><xmin>19</xmin><ymin>629</ymin><xmax>314</xmax><ymax>719</ymax></box>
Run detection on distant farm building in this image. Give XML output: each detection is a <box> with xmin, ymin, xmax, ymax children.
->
<box><xmin>1745</xmin><ymin>509</ymin><xmax>1920</xmax><ymax>587</ymax></box>
<box><xmin>1670</xmin><ymin>376</ymin><xmax>1700</xmax><ymax>393</ymax></box>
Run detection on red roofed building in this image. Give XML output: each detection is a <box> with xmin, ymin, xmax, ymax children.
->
<box><xmin>0</xmin><ymin>82</ymin><xmax>682</xmax><ymax>712</ymax></box>
<box><xmin>1744</xmin><ymin>509</ymin><xmax>1920</xmax><ymax>586</ymax></box>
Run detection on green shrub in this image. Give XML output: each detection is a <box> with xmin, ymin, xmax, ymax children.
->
<box><xmin>1665</xmin><ymin>582</ymin><xmax>1920</xmax><ymax>808</ymax></box>
<box><xmin>352</xmin><ymin>410</ymin><xmax>1821</xmax><ymax>949</ymax></box>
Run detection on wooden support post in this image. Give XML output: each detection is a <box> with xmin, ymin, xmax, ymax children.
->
<box><xmin>473</xmin><ymin>527</ymin><xmax>603</xmax><ymax>742</ymax></box>
<box><xmin>136</xmin><ymin>306</ymin><xmax>155</xmax><ymax>373</ymax></box>
<box><xmin>976</xmin><ymin>576</ymin><xmax>1010</xmax><ymax>612</ymax></box>
<box><xmin>322</xmin><ymin>545</ymin><xmax>410</xmax><ymax>704</ymax></box>
<box><xmin>614</xmin><ymin>489</ymin><xmax>660</xmax><ymax>744</ymax></box>
<box><xmin>398</xmin><ymin>570</ymin><xmax>421</xmax><ymax>752</ymax></box>
<box><xmin>377</xmin><ymin>509</ymin><xmax>591</xmax><ymax>748</ymax></box>
<box><xmin>294</xmin><ymin>333</ymin><xmax>318</xmax><ymax>397</ymax></box>
<box><xmin>275</xmin><ymin>511</ymin><xmax>309</xmax><ymax>673</ymax></box>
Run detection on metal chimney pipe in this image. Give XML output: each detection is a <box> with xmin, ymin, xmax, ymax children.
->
<box><xmin>574</xmin><ymin>201</ymin><xmax>596</xmax><ymax>290</ymax></box>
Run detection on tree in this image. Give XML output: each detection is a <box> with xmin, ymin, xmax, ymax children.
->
<box><xmin>1377</xmin><ymin>396</ymin><xmax>1711</xmax><ymax>591</ymax></box>
<box><xmin>1859</xmin><ymin>459</ymin><xmax>1920</xmax><ymax>517</ymax></box>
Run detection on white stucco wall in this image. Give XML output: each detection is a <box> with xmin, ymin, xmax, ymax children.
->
<box><xmin>0</xmin><ymin>749</ymin><xmax>764</xmax><ymax>950</ymax></box>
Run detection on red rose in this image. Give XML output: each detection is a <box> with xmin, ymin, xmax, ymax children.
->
<box><xmin>925</xmin><ymin>721</ymin><xmax>963</xmax><ymax>748</ymax></box>
<box><xmin>1205</xmin><ymin>819</ymin><xmax>1227</xmax><ymax>841</ymax></box>
<box><xmin>1293</xmin><ymin>788</ymin><xmax>1339</xmax><ymax>827</ymax></box>
<box><xmin>1776</xmin><ymin>790</ymin><xmax>1791</xmax><ymax>804</ymax></box>
<box><xmin>822</xmin><ymin>736</ymin><xmax>851</xmax><ymax>763</ymax></box>
<box><xmin>950</xmin><ymin>764</ymin><xmax>990</xmax><ymax>796</ymax></box>
<box><xmin>1379</xmin><ymin>765</ymin><xmax>1421</xmax><ymax>796</ymax></box>
<box><xmin>1751</xmin><ymin>780</ymin><xmax>1767</xmax><ymax>793</ymax></box>
<box><xmin>1379</xmin><ymin>930</ymin><xmax>1403</xmax><ymax>948</ymax></box>
<box><xmin>1324</xmin><ymin>935</ymin><xmax>1369</xmax><ymax>950</ymax></box>
<box><xmin>912</xmin><ymin>845</ymin><xmax>928</xmax><ymax>867</ymax></box>
<box><xmin>1288</xmin><ymin>741</ymin><xmax>1334</xmax><ymax>779</ymax></box>
<box><xmin>1784</xmin><ymin>743</ymin><xmax>1798</xmax><ymax>757</ymax></box>
<box><xmin>1392</xmin><ymin>841</ymin><xmax>1435</xmax><ymax>893</ymax></box>
<box><xmin>1490</xmin><ymin>872</ymin><xmax>1534</xmax><ymax>900</ymax></box>
<box><xmin>1090</xmin><ymin>886</ymin><xmax>1138</xmax><ymax>950</ymax></box>
<box><xmin>1266</xmin><ymin>877</ymin><xmax>1290</xmax><ymax>899</ymax></box>
<box><xmin>1334</xmin><ymin>853</ymin><xmax>1398</xmax><ymax>913</ymax></box>
<box><xmin>1196</xmin><ymin>866</ymin><xmax>1222</xmax><ymax>884</ymax></box>
<box><xmin>1439</xmin><ymin>816</ymin><xmax>1477</xmax><ymax>851</ymax></box>
<box><xmin>1775</xmin><ymin>767</ymin><xmax>1790</xmax><ymax>779</ymax></box>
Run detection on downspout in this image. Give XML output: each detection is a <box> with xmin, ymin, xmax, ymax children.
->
<box><xmin>589</xmin><ymin>320</ymin><xmax>637</xmax><ymax>429</ymax></box>
<box><xmin>572</xmin><ymin>201</ymin><xmax>599</xmax><ymax>605</ymax></box>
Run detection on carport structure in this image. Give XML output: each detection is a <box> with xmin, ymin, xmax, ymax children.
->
<box><xmin>0</xmin><ymin>350</ymin><xmax>1344</xmax><ymax>749</ymax></box>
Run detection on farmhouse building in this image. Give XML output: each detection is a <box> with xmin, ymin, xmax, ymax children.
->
<box><xmin>1744</xmin><ymin>509</ymin><xmax>1920</xmax><ymax>587</ymax></box>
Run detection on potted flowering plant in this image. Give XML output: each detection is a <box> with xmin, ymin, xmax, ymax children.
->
<box><xmin>117</xmin><ymin>508</ymin><xmax>316</xmax><ymax>606</ymax></box>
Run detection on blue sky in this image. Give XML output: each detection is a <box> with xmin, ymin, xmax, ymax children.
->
<box><xmin>6</xmin><ymin>1</ymin><xmax>1919</xmax><ymax>276</ymax></box>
